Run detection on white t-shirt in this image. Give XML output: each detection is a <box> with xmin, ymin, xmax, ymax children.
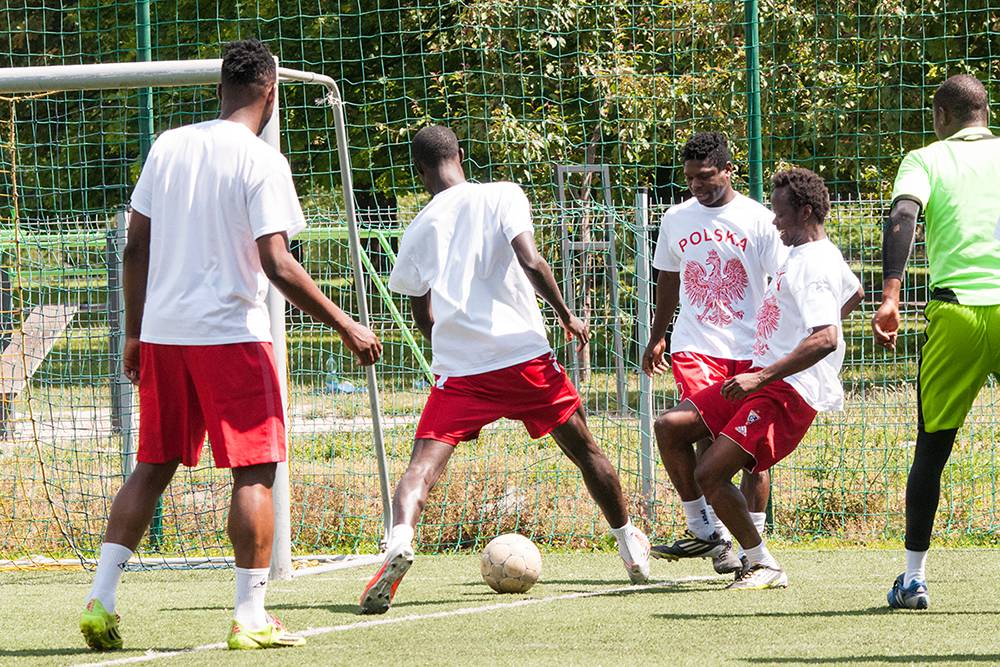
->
<box><xmin>652</xmin><ymin>193</ymin><xmax>785</xmax><ymax>359</ymax></box>
<box><xmin>750</xmin><ymin>239</ymin><xmax>861</xmax><ymax>412</ymax></box>
<box><xmin>388</xmin><ymin>181</ymin><xmax>551</xmax><ymax>377</ymax></box>
<box><xmin>130</xmin><ymin>119</ymin><xmax>306</xmax><ymax>345</ymax></box>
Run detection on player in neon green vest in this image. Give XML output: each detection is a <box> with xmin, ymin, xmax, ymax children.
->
<box><xmin>874</xmin><ymin>74</ymin><xmax>1000</xmax><ymax>610</ymax></box>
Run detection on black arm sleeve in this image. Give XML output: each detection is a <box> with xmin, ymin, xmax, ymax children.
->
<box><xmin>882</xmin><ymin>198</ymin><xmax>921</xmax><ymax>281</ymax></box>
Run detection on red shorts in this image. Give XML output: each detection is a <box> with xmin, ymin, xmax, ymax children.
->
<box><xmin>671</xmin><ymin>351</ymin><xmax>752</xmax><ymax>401</ymax></box>
<box><xmin>415</xmin><ymin>352</ymin><xmax>581</xmax><ymax>445</ymax></box>
<box><xmin>138</xmin><ymin>342</ymin><xmax>285</xmax><ymax>469</ymax></box>
<box><xmin>687</xmin><ymin>371</ymin><xmax>817</xmax><ymax>474</ymax></box>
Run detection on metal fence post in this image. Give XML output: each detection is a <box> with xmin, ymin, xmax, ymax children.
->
<box><xmin>109</xmin><ymin>212</ymin><xmax>134</xmax><ymax>476</ymax></box>
<box><xmin>635</xmin><ymin>189</ymin><xmax>656</xmax><ymax>523</ymax></box>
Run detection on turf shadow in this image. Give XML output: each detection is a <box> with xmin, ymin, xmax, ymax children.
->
<box><xmin>654</xmin><ymin>606</ymin><xmax>990</xmax><ymax>621</ymax></box>
<box><xmin>745</xmin><ymin>654</ymin><xmax>1000</xmax><ymax>664</ymax></box>
<box><xmin>0</xmin><ymin>647</ymin><xmax>105</xmax><ymax>660</ymax></box>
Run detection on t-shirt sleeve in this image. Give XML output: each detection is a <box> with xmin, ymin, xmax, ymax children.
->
<box><xmin>246</xmin><ymin>155</ymin><xmax>307</xmax><ymax>240</ymax></box>
<box><xmin>130</xmin><ymin>138</ymin><xmax>159</xmax><ymax>216</ymax></box>
<box><xmin>793</xmin><ymin>266</ymin><xmax>842</xmax><ymax>331</ymax></box>
<box><xmin>652</xmin><ymin>211</ymin><xmax>681</xmax><ymax>271</ymax></box>
<box><xmin>890</xmin><ymin>150</ymin><xmax>931</xmax><ymax>209</ymax></box>
<box><xmin>756</xmin><ymin>209</ymin><xmax>787</xmax><ymax>277</ymax></box>
<box><xmin>499</xmin><ymin>185</ymin><xmax>534</xmax><ymax>242</ymax></box>
<box><xmin>388</xmin><ymin>232</ymin><xmax>430</xmax><ymax>297</ymax></box>
<box><xmin>839</xmin><ymin>262</ymin><xmax>862</xmax><ymax>304</ymax></box>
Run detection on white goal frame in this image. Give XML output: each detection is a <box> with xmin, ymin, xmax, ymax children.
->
<box><xmin>0</xmin><ymin>59</ymin><xmax>393</xmax><ymax>579</ymax></box>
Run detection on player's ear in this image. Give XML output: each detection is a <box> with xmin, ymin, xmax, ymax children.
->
<box><xmin>458</xmin><ymin>147</ymin><xmax>465</xmax><ymax>162</ymax></box>
<box><xmin>216</xmin><ymin>83</ymin><xmax>223</xmax><ymax>102</ymax></box>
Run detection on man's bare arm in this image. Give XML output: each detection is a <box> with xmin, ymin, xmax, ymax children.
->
<box><xmin>122</xmin><ymin>210</ymin><xmax>151</xmax><ymax>384</ymax></box>
<box><xmin>642</xmin><ymin>270</ymin><xmax>680</xmax><ymax>376</ymax></box>
<box><xmin>410</xmin><ymin>293</ymin><xmax>434</xmax><ymax>341</ymax></box>
<box><xmin>841</xmin><ymin>285</ymin><xmax>864</xmax><ymax>319</ymax></box>
<box><xmin>256</xmin><ymin>232</ymin><xmax>382</xmax><ymax>365</ymax></box>
<box><xmin>721</xmin><ymin>325</ymin><xmax>839</xmax><ymax>400</ymax></box>
<box><xmin>510</xmin><ymin>231</ymin><xmax>589</xmax><ymax>350</ymax></box>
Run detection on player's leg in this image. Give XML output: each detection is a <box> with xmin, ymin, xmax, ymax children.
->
<box><xmin>363</xmin><ymin>370</ymin><xmax>486</xmax><ymax>614</ymax></box>
<box><xmin>694</xmin><ymin>436</ymin><xmax>785</xmax><ymax>590</ymax></box>
<box><xmin>361</xmin><ymin>439</ymin><xmax>455</xmax><ymax>613</ymax></box>
<box><xmin>674</xmin><ymin>353</ymin><xmax>738</xmax><ymax>552</ymax></box>
<box><xmin>82</xmin><ymin>343</ymin><xmax>196</xmax><ymax>651</ymax></box>
<box><xmin>181</xmin><ymin>342</ymin><xmax>302</xmax><ymax>647</ymax></box>
<box><xmin>889</xmin><ymin>302</ymin><xmax>990</xmax><ymax>609</ymax></box>
<box><xmin>739</xmin><ymin>469</ymin><xmax>770</xmax><ymax>564</ymax></box>
<box><xmin>548</xmin><ymin>407</ymin><xmax>651</xmax><ymax>583</ymax></box>
<box><xmin>81</xmin><ymin>461</ymin><xmax>179</xmax><ymax>650</ymax></box>
<box><xmin>651</xmin><ymin>400</ymin><xmax>740</xmax><ymax>570</ymax></box>
<box><xmin>701</xmin><ymin>378</ymin><xmax>814</xmax><ymax>589</ymax></box>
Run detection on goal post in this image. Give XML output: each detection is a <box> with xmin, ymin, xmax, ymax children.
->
<box><xmin>0</xmin><ymin>58</ymin><xmax>393</xmax><ymax>579</ymax></box>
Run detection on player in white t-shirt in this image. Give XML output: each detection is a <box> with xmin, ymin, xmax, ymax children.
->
<box><xmin>654</xmin><ymin>168</ymin><xmax>862</xmax><ymax>590</ymax></box>
<box><xmin>359</xmin><ymin>125</ymin><xmax>651</xmax><ymax>614</ymax></box>
<box><xmin>80</xmin><ymin>40</ymin><xmax>381</xmax><ymax>652</ymax></box>
<box><xmin>641</xmin><ymin>132</ymin><xmax>785</xmax><ymax>575</ymax></box>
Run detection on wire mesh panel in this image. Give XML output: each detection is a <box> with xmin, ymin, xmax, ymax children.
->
<box><xmin>2</xmin><ymin>0</ymin><xmax>1000</xmax><ymax>568</ymax></box>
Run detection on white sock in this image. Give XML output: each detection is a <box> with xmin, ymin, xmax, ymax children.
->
<box><xmin>234</xmin><ymin>567</ymin><xmax>269</xmax><ymax>630</ymax></box>
<box><xmin>610</xmin><ymin>520</ymin><xmax>647</xmax><ymax>565</ymax></box>
<box><xmin>681</xmin><ymin>497</ymin><xmax>716</xmax><ymax>541</ymax></box>
<box><xmin>388</xmin><ymin>524</ymin><xmax>414</xmax><ymax>553</ymax></box>
<box><xmin>905</xmin><ymin>550</ymin><xmax>928</xmax><ymax>586</ymax></box>
<box><xmin>705</xmin><ymin>505</ymin><xmax>732</xmax><ymax>541</ymax></box>
<box><xmin>87</xmin><ymin>543</ymin><xmax>132</xmax><ymax>613</ymax></box>
<box><xmin>737</xmin><ymin>512</ymin><xmax>769</xmax><ymax>558</ymax></box>
<box><xmin>744</xmin><ymin>540</ymin><xmax>779</xmax><ymax>569</ymax></box>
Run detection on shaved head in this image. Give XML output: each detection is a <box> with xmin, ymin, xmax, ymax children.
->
<box><xmin>934</xmin><ymin>74</ymin><xmax>989</xmax><ymax>124</ymax></box>
<box><xmin>412</xmin><ymin>125</ymin><xmax>461</xmax><ymax>171</ymax></box>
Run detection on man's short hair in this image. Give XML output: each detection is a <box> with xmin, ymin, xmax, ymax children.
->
<box><xmin>221</xmin><ymin>38</ymin><xmax>276</xmax><ymax>88</ymax></box>
<box><xmin>771</xmin><ymin>168</ymin><xmax>830</xmax><ymax>223</ymax></box>
<box><xmin>934</xmin><ymin>74</ymin><xmax>989</xmax><ymax>123</ymax></box>
<box><xmin>681</xmin><ymin>132</ymin><xmax>731</xmax><ymax>169</ymax></box>
<box><xmin>412</xmin><ymin>125</ymin><xmax>461</xmax><ymax>168</ymax></box>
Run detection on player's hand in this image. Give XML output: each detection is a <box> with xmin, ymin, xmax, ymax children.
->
<box><xmin>123</xmin><ymin>336</ymin><xmax>141</xmax><ymax>386</ymax></box>
<box><xmin>721</xmin><ymin>371</ymin><xmax>765</xmax><ymax>401</ymax></box>
<box><xmin>872</xmin><ymin>298</ymin><xmax>900</xmax><ymax>351</ymax></box>
<box><xmin>560</xmin><ymin>315</ymin><xmax>590</xmax><ymax>352</ymax></box>
<box><xmin>341</xmin><ymin>322</ymin><xmax>382</xmax><ymax>366</ymax></box>
<box><xmin>642</xmin><ymin>337</ymin><xmax>670</xmax><ymax>377</ymax></box>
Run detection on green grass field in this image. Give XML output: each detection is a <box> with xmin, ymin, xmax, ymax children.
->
<box><xmin>5</xmin><ymin>548</ymin><xmax>1000</xmax><ymax>666</ymax></box>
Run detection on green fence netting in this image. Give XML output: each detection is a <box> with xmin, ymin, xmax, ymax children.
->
<box><xmin>1</xmin><ymin>1</ymin><xmax>999</xmax><ymax>568</ymax></box>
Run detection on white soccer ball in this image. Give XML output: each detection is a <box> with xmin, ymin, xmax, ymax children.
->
<box><xmin>480</xmin><ymin>533</ymin><xmax>542</xmax><ymax>593</ymax></box>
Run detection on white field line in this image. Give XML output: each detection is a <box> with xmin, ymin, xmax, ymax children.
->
<box><xmin>74</xmin><ymin>575</ymin><xmax>716</xmax><ymax>667</ymax></box>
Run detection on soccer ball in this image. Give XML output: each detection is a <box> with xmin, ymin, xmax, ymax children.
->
<box><xmin>480</xmin><ymin>533</ymin><xmax>542</xmax><ymax>593</ymax></box>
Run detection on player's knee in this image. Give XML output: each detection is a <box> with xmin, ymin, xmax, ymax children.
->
<box><xmin>694</xmin><ymin>461</ymin><xmax>722</xmax><ymax>497</ymax></box>
<box><xmin>654</xmin><ymin>410</ymin><xmax>688</xmax><ymax>447</ymax></box>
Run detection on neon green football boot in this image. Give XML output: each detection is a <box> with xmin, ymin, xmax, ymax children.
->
<box><xmin>226</xmin><ymin>615</ymin><xmax>306</xmax><ymax>650</ymax></box>
<box><xmin>80</xmin><ymin>599</ymin><xmax>123</xmax><ymax>650</ymax></box>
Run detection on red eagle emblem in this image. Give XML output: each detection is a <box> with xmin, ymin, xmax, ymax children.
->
<box><xmin>752</xmin><ymin>292</ymin><xmax>781</xmax><ymax>357</ymax></box>
<box><xmin>682</xmin><ymin>250</ymin><xmax>749</xmax><ymax>327</ymax></box>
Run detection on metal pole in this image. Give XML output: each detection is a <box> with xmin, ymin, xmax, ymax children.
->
<box><xmin>136</xmin><ymin>0</ymin><xmax>154</xmax><ymax>160</ymax></box>
<box><xmin>745</xmin><ymin>0</ymin><xmax>772</xmax><ymax>530</ymax></box>
<box><xmin>327</xmin><ymin>85</ymin><xmax>394</xmax><ymax>548</ymax></box>
<box><xmin>745</xmin><ymin>0</ymin><xmax>764</xmax><ymax>202</ymax></box>
<box><xmin>110</xmin><ymin>212</ymin><xmax>134</xmax><ymax>476</ymax></box>
<box><xmin>134</xmin><ymin>0</ymin><xmax>163</xmax><ymax>549</ymax></box>
<box><xmin>635</xmin><ymin>189</ymin><xmax>655</xmax><ymax>523</ymax></box>
<box><xmin>262</xmin><ymin>63</ymin><xmax>294</xmax><ymax>581</ymax></box>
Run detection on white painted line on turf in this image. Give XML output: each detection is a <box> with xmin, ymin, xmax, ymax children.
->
<box><xmin>73</xmin><ymin>576</ymin><xmax>715</xmax><ymax>667</ymax></box>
